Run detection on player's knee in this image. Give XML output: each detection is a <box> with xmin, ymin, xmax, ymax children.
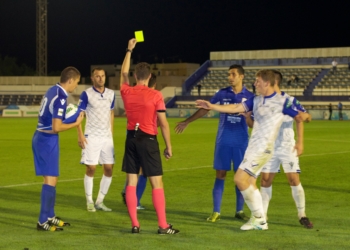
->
<box><xmin>86</xmin><ymin>165</ymin><xmax>96</xmax><ymax>176</ymax></box>
<box><xmin>216</xmin><ymin>170</ymin><xmax>227</xmax><ymax>179</ymax></box>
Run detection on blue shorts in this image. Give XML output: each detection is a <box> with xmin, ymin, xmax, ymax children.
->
<box><xmin>213</xmin><ymin>144</ymin><xmax>247</xmax><ymax>172</ymax></box>
<box><xmin>32</xmin><ymin>131</ymin><xmax>59</xmax><ymax>176</ymax></box>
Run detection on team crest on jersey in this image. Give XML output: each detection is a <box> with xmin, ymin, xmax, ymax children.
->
<box><xmin>60</xmin><ymin>99</ymin><xmax>66</xmax><ymax>105</ymax></box>
<box><xmin>289</xmin><ymin>162</ymin><xmax>294</xmax><ymax>169</ymax></box>
<box><xmin>58</xmin><ymin>108</ymin><xmax>63</xmax><ymax>116</ymax></box>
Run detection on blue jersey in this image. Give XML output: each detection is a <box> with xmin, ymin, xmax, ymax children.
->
<box><xmin>37</xmin><ymin>84</ymin><xmax>68</xmax><ymax>131</ymax></box>
<box><xmin>210</xmin><ymin>86</ymin><xmax>254</xmax><ymax>147</ymax></box>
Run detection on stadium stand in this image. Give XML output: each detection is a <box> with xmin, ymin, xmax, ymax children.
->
<box><xmin>0</xmin><ymin>94</ymin><xmax>42</xmax><ymax>106</ymax></box>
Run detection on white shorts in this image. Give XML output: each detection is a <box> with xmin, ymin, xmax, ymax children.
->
<box><xmin>238</xmin><ymin>149</ymin><xmax>274</xmax><ymax>178</ymax></box>
<box><xmin>262</xmin><ymin>146</ymin><xmax>300</xmax><ymax>174</ymax></box>
<box><xmin>80</xmin><ymin>137</ymin><xmax>114</xmax><ymax>165</ymax></box>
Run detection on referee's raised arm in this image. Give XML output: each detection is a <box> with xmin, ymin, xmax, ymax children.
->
<box><xmin>120</xmin><ymin>38</ymin><xmax>137</xmax><ymax>88</ymax></box>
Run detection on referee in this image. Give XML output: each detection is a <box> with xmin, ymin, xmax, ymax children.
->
<box><xmin>120</xmin><ymin>38</ymin><xmax>179</xmax><ymax>235</ymax></box>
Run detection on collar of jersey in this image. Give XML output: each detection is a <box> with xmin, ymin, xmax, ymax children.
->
<box><xmin>134</xmin><ymin>84</ymin><xmax>148</xmax><ymax>89</ymax></box>
<box><xmin>264</xmin><ymin>91</ymin><xmax>277</xmax><ymax>99</ymax></box>
<box><xmin>92</xmin><ymin>86</ymin><xmax>105</xmax><ymax>95</ymax></box>
<box><xmin>56</xmin><ymin>83</ymin><xmax>68</xmax><ymax>97</ymax></box>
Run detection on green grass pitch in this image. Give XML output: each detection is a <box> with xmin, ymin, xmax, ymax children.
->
<box><xmin>0</xmin><ymin>118</ymin><xmax>349</xmax><ymax>250</ymax></box>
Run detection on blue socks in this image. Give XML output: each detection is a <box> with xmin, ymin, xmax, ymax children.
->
<box><xmin>39</xmin><ymin>184</ymin><xmax>56</xmax><ymax>224</ymax></box>
<box><xmin>235</xmin><ymin>185</ymin><xmax>245</xmax><ymax>212</ymax></box>
<box><xmin>213</xmin><ymin>178</ymin><xmax>224</xmax><ymax>213</ymax></box>
<box><xmin>123</xmin><ymin>175</ymin><xmax>148</xmax><ymax>206</ymax></box>
<box><xmin>136</xmin><ymin>175</ymin><xmax>147</xmax><ymax>206</ymax></box>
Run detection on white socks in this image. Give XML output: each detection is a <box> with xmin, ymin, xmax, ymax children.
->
<box><xmin>96</xmin><ymin>175</ymin><xmax>112</xmax><ymax>205</ymax></box>
<box><xmin>241</xmin><ymin>185</ymin><xmax>265</xmax><ymax>219</ymax></box>
<box><xmin>260</xmin><ymin>186</ymin><xmax>272</xmax><ymax>216</ymax></box>
<box><xmin>84</xmin><ymin>175</ymin><xmax>94</xmax><ymax>204</ymax></box>
<box><xmin>291</xmin><ymin>183</ymin><xmax>306</xmax><ymax>218</ymax></box>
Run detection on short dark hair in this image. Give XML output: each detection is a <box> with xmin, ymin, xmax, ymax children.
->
<box><xmin>256</xmin><ymin>69</ymin><xmax>275</xmax><ymax>86</ymax></box>
<box><xmin>148</xmin><ymin>73</ymin><xmax>157</xmax><ymax>88</ymax></box>
<box><xmin>229</xmin><ymin>64</ymin><xmax>244</xmax><ymax>75</ymax></box>
<box><xmin>91</xmin><ymin>67</ymin><xmax>105</xmax><ymax>75</ymax></box>
<box><xmin>60</xmin><ymin>67</ymin><xmax>80</xmax><ymax>83</ymax></box>
<box><xmin>272</xmin><ymin>70</ymin><xmax>283</xmax><ymax>87</ymax></box>
<box><xmin>135</xmin><ymin>62</ymin><xmax>151</xmax><ymax>81</ymax></box>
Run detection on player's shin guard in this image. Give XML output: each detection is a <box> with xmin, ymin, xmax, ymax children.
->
<box><xmin>260</xmin><ymin>186</ymin><xmax>272</xmax><ymax>216</ymax></box>
<box><xmin>126</xmin><ymin>186</ymin><xmax>139</xmax><ymax>227</ymax></box>
<box><xmin>291</xmin><ymin>183</ymin><xmax>306</xmax><ymax>218</ymax></box>
<box><xmin>84</xmin><ymin>175</ymin><xmax>94</xmax><ymax>204</ymax></box>
<box><xmin>241</xmin><ymin>185</ymin><xmax>264</xmax><ymax>219</ymax></box>
<box><xmin>39</xmin><ymin>184</ymin><xmax>55</xmax><ymax>224</ymax></box>
<box><xmin>96</xmin><ymin>175</ymin><xmax>112</xmax><ymax>204</ymax></box>
<box><xmin>213</xmin><ymin>178</ymin><xmax>224</xmax><ymax>212</ymax></box>
<box><xmin>136</xmin><ymin>175</ymin><xmax>147</xmax><ymax>206</ymax></box>
<box><xmin>152</xmin><ymin>188</ymin><xmax>168</xmax><ymax>229</ymax></box>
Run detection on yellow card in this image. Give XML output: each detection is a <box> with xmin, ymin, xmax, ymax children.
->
<box><xmin>134</xmin><ymin>30</ymin><xmax>144</xmax><ymax>42</ymax></box>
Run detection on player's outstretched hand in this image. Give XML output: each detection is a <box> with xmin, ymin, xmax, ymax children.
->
<box><xmin>174</xmin><ymin>121</ymin><xmax>188</xmax><ymax>134</ymax></box>
<box><xmin>195</xmin><ymin>100</ymin><xmax>211</xmax><ymax>110</ymax></box>
<box><xmin>128</xmin><ymin>38</ymin><xmax>137</xmax><ymax>51</ymax></box>
<box><xmin>163</xmin><ymin>148</ymin><xmax>172</xmax><ymax>160</ymax></box>
<box><xmin>294</xmin><ymin>141</ymin><xmax>304</xmax><ymax>156</ymax></box>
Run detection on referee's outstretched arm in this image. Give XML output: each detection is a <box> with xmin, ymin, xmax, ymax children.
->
<box><xmin>120</xmin><ymin>38</ymin><xmax>137</xmax><ymax>87</ymax></box>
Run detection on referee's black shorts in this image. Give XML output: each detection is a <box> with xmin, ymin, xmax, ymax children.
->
<box><xmin>122</xmin><ymin>129</ymin><xmax>163</xmax><ymax>177</ymax></box>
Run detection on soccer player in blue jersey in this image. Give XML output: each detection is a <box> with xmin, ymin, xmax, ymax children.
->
<box><xmin>175</xmin><ymin>65</ymin><xmax>254</xmax><ymax>222</ymax></box>
<box><xmin>77</xmin><ymin>68</ymin><xmax>116</xmax><ymax>212</ymax></box>
<box><xmin>258</xmin><ymin>70</ymin><xmax>313</xmax><ymax>229</ymax></box>
<box><xmin>32</xmin><ymin>67</ymin><xmax>84</xmax><ymax>231</ymax></box>
<box><xmin>196</xmin><ymin>69</ymin><xmax>311</xmax><ymax>230</ymax></box>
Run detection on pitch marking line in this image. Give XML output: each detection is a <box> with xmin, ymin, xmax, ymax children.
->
<box><xmin>1</xmin><ymin>151</ymin><xmax>349</xmax><ymax>189</ymax></box>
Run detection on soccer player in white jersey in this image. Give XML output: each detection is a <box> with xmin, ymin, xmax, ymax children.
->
<box><xmin>77</xmin><ymin>68</ymin><xmax>116</xmax><ymax>212</ymax></box>
<box><xmin>195</xmin><ymin>69</ymin><xmax>311</xmax><ymax>230</ymax></box>
<box><xmin>258</xmin><ymin>70</ymin><xmax>313</xmax><ymax>229</ymax></box>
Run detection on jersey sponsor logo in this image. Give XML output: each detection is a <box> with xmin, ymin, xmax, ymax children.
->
<box><xmin>60</xmin><ymin>99</ymin><xmax>66</xmax><ymax>105</ymax></box>
<box><xmin>58</xmin><ymin>108</ymin><xmax>63</xmax><ymax>116</ymax></box>
<box><xmin>227</xmin><ymin>116</ymin><xmax>241</xmax><ymax>123</ymax></box>
<box><xmin>285</xmin><ymin>99</ymin><xmax>292</xmax><ymax>108</ymax></box>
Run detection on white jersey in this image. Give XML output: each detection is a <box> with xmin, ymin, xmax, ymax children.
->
<box><xmin>275</xmin><ymin>93</ymin><xmax>306</xmax><ymax>148</ymax></box>
<box><xmin>78</xmin><ymin>87</ymin><xmax>115</xmax><ymax>138</ymax></box>
<box><xmin>243</xmin><ymin>93</ymin><xmax>293</xmax><ymax>158</ymax></box>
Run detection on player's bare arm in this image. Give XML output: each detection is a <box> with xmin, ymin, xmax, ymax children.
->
<box><xmin>52</xmin><ymin>112</ymin><xmax>84</xmax><ymax>133</ymax></box>
<box><xmin>174</xmin><ymin>108</ymin><xmax>209</xmax><ymax>134</ymax></box>
<box><xmin>110</xmin><ymin>110</ymin><xmax>114</xmax><ymax>136</ymax></box>
<box><xmin>294</xmin><ymin>121</ymin><xmax>304</xmax><ymax>156</ymax></box>
<box><xmin>195</xmin><ymin>99</ymin><xmax>245</xmax><ymax>113</ymax></box>
<box><xmin>120</xmin><ymin>38</ymin><xmax>137</xmax><ymax>87</ymax></box>
<box><xmin>157</xmin><ymin>112</ymin><xmax>172</xmax><ymax>160</ymax></box>
<box><xmin>77</xmin><ymin>122</ymin><xmax>88</xmax><ymax>149</ymax></box>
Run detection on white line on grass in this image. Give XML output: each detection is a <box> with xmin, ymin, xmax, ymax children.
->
<box><xmin>1</xmin><ymin>150</ymin><xmax>349</xmax><ymax>189</ymax></box>
<box><xmin>305</xmin><ymin>139</ymin><xmax>350</xmax><ymax>143</ymax></box>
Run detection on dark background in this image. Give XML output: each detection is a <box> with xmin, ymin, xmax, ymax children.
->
<box><xmin>0</xmin><ymin>0</ymin><xmax>349</xmax><ymax>76</ymax></box>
